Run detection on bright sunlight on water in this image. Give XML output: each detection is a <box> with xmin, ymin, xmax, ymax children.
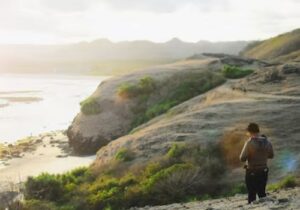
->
<box><xmin>0</xmin><ymin>74</ymin><xmax>107</xmax><ymax>143</ymax></box>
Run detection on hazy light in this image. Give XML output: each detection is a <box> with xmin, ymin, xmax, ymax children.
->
<box><xmin>0</xmin><ymin>0</ymin><xmax>299</xmax><ymax>44</ymax></box>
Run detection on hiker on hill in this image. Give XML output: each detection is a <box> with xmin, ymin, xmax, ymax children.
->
<box><xmin>240</xmin><ymin>123</ymin><xmax>274</xmax><ymax>204</ymax></box>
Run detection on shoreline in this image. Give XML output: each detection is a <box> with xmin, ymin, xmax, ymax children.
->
<box><xmin>0</xmin><ymin>130</ymin><xmax>95</xmax><ymax>189</ymax></box>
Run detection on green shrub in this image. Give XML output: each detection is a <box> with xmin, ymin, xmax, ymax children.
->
<box><xmin>141</xmin><ymin>164</ymin><xmax>207</xmax><ymax>204</ymax></box>
<box><xmin>115</xmin><ymin>148</ymin><xmax>135</xmax><ymax>162</ymax></box>
<box><xmin>131</xmin><ymin>72</ymin><xmax>225</xmax><ymax>128</ymax></box>
<box><xmin>138</xmin><ymin>76</ymin><xmax>156</xmax><ymax>94</ymax></box>
<box><xmin>21</xmin><ymin>143</ymin><xmax>228</xmax><ymax>210</ymax></box>
<box><xmin>24</xmin><ymin>173</ymin><xmax>65</xmax><ymax>202</ymax></box>
<box><xmin>142</xmin><ymin>164</ymin><xmax>193</xmax><ymax>190</ymax></box>
<box><xmin>267</xmin><ymin>175</ymin><xmax>298</xmax><ymax>191</ymax></box>
<box><xmin>60</xmin><ymin>167</ymin><xmax>94</xmax><ymax>186</ymax></box>
<box><xmin>117</xmin><ymin>83</ymin><xmax>140</xmax><ymax>98</ymax></box>
<box><xmin>80</xmin><ymin>97</ymin><xmax>101</xmax><ymax>115</ymax></box>
<box><xmin>22</xmin><ymin>200</ymin><xmax>57</xmax><ymax>210</ymax></box>
<box><xmin>145</xmin><ymin>100</ymin><xmax>178</xmax><ymax>120</ymax></box>
<box><xmin>117</xmin><ymin>76</ymin><xmax>156</xmax><ymax>98</ymax></box>
<box><xmin>222</xmin><ymin>65</ymin><xmax>254</xmax><ymax>79</ymax></box>
<box><xmin>166</xmin><ymin>144</ymin><xmax>186</xmax><ymax>159</ymax></box>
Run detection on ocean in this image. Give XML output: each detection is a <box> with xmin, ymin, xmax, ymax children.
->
<box><xmin>0</xmin><ymin>74</ymin><xmax>107</xmax><ymax>143</ymax></box>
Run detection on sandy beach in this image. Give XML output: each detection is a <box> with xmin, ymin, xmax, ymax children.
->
<box><xmin>0</xmin><ymin>131</ymin><xmax>95</xmax><ymax>191</ymax></box>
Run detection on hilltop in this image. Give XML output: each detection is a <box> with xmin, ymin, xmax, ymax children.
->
<box><xmin>241</xmin><ymin>28</ymin><xmax>300</xmax><ymax>63</ymax></box>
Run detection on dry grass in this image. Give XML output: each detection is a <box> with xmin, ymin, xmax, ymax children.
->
<box><xmin>219</xmin><ymin>128</ymin><xmax>247</xmax><ymax>168</ymax></box>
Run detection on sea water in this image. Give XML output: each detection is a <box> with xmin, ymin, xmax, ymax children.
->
<box><xmin>0</xmin><ymin>74</ymin><xmax>107</xmax><ymax>143</ymax></box>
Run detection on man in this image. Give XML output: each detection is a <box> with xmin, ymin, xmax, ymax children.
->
<box><xmin>240</xmin><ymin>123</ymin><xmax>274</xmax><ymax>204</ymax></box>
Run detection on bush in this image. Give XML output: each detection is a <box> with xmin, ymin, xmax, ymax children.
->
<box><xmin>22</xmin><ymin>200</ymin><xmax>57</xmax><ymax>210</ymax></box>
<box><xmin>166</xmin><ymin>143</ymin><xmax>186</xmax><ymax>159</ymax></box>
<box><xmin>267</xmin><ymin>175</ymin><xmax>298</xmax><ymax>191</ymax></box>
<box><xmin>145</xmin><ymin>100</ymin><xmax>178</xmax><ymax>120</ymax></box>
<box><xmin>222</xmin><ymin>65</ymin><xmax>253</xmax><ymax>79</ymax></box>
<box><xmin>24</xmin><ymin>173</ymin><xmax>65</xmax><ymax>202</ymax></box>
<box><xmin>80</xmin><ymin>97</ymin><xmax>101</xmax><ymax>115</ymax></box>
<box><xmin>117</xmin><ymin>76</ymin><xmax>156</xmax><ymax>99</ymax></box>
<box><xmin>21</xmin><ymin>143</ymin><xmax>228</xmax><ymax>210</ymax></box>
<box><xmin>141</xmin><ymin>164</ymin><xmax>201</xmax><ymax>203</ymax></box>
<box><xmin>115</xmin><ymin>148</ymin><xmax>135</xmax><ymax>162</ymax></box>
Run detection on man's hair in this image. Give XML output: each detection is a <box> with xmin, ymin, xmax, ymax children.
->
<box><xmin>247</xmin><ymin>123</ymin><xmax>260</xmax><ymax>133</ymax></box>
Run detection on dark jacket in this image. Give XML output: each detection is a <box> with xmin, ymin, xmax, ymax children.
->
<box><xmin>240</xmin><ymin>135</ymin><xmax>274</xmax><ymax>169</ymax></box>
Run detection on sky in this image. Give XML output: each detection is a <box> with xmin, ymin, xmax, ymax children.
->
<box><xmin>0</xmin><ymin>0</ymin><xmax>299</xmax><ymax>44</ymax></box>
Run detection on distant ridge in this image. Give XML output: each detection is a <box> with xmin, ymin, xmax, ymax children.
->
<box><xmin>0</xmin><ymin>38</ymin><xmax>248</xmax><ymax>75</ymax></box>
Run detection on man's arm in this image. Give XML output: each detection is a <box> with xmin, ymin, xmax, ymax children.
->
<box><xmin>240</xmin><ymin>141</ymin><xmax>249</xmax><ymax>162</ymax></box>
<box><xmin>268</xmin><ymin>142</ymin><xmax>274</xmax><ymax>159</ymax></box>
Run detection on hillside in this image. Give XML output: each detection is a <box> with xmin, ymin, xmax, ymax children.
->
<box><xmin>0</xmin><ymin>39</ymin><xmax>248</xmax><ymax>75</ymax></box>
<box><xmin>67</xmin><ymin>54</ymin><xmax>263</xmax><ymax>154</ymax></box>
<box><xmin>91</xmin><ymin>57</ymin><xmax>300</xmax><ymax>177</ymax></box>
<box><xmin>241</xmin><ymin>28</ymin><xmax>300</xmax><ymax>62</ymax></box>
<box><xmin>58</xmin><ymin>53</ymin><xmax>300</xmax><ymax>208</ymax></box>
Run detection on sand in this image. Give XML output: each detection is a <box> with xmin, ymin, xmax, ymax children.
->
<box><xmin>0</xmin><ymin>131</ymin><xmax>95</xmax><ymax>191</ymax></box>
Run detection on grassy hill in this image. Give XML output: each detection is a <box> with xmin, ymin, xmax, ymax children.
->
<box><xmin>241</xmin><ymin>28</ymin><xmax>300</xmax><ymax>62</ymax></box>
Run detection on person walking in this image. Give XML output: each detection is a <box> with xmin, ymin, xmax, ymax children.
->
<box><xmin>240</xmin><ymin>123</ymin><xmax>274</xmax><ymax>204</ymax></box>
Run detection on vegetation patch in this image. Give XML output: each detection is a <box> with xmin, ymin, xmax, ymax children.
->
<box><xmin>267</xmin><ymin>175</ymin><xmax>298</xmax><ymax>191</ymax></box>
<box><xmin>117</xmin><ymin>76</ymin><xmax>156</xmax><ymax>99</ymax></box>
<box><xmin>80</xmin><ymin>97</ymin><xmax>101</xmax><ymax>115</ymax></box>
<box><xmin>131</xmin><ymin>72</ymin><xmax>225</xmax><ymax>129</ymax></box>
<box><xmin>222</xmin><ymin>65</ymin><xmax>254</xmax><ymax>79</ymax></box>
<box><xmin>115</xmin><ymin>148</ymin><xmax>135</xmax><ymax>162</ymax></box>
<box><xmin>166</xmin><ymin>143</ymin><xmax>187</xmax><ymax>159</ymax></box>
<box><xmin>16</xmin><ymin>143</ymin><xmax>230</xmax><ymax>210</ymax></box>
<box><xmin>15</xmin><ymin>145</ymin><xmax>300</xmax><ymax>210</ymax></box>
